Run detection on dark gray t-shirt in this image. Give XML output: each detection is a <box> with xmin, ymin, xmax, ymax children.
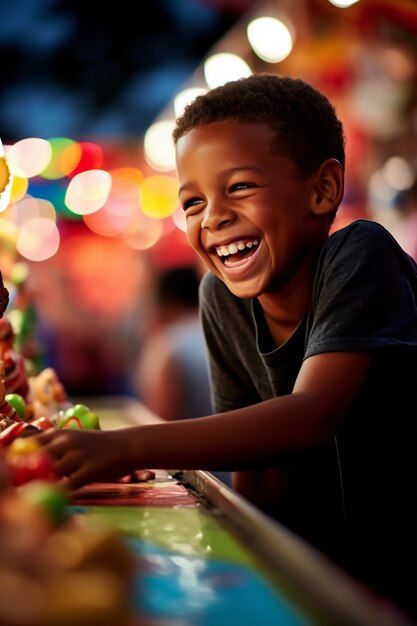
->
<box><xmin>199</xmin><ymin>219</ymin><xmax>417</xmax><ymax>612</ymax></box>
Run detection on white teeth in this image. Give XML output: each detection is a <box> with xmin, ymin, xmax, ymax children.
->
<box><xmin>215</xmin><ymin>239</ymin><xmax>259</xmax><ymax>257</ymax></box>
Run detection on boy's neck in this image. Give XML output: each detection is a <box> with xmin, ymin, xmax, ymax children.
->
<box><xmin>258</xmin><ymin>258</ymin><xmax>319</xmax><ymax>347</ymax></box>
<box><xmin>260</xmin><ymin>301</ymin><xmax>306</xmax><ymax>347</ymax></box>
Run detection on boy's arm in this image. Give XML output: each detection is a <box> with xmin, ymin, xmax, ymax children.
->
<box><xmin>37</xmin><ymin>351</ymin><xmax>371</xmax><ymax>490</ymax></box>
<box><xmin>130</xmin><ymin>351</ymin><xmax>371</xmax><ymax>469</ymax></box>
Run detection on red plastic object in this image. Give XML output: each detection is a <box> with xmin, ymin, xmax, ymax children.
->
<box><xmin>0</xmin><ymin>421</ymin><xmax>43</xmax><ymax>446</ymax></box>
<box><xmin>0</xmin><ymin>421</ymin><xmax>28</xmax><ymax>446</ymax></box>
<box><xmin>31</xmin><ymin>417</ymin><xmax>55</xmax><ymax>432</ymax></box>
<box><xmin>7</xmin><ymin>450</ymin><xmax>56</xmax><ymax>486</ymax></box>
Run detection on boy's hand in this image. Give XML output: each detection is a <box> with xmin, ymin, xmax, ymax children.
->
<box><xmin>118</xmin><ymin>469</ymin><xmax>156</xmax><ymax>483</ymax></box>
<box><xmin>33</xmin><ymin>427</ymin><xmax>137</xmax><ymax>492</ymax></box>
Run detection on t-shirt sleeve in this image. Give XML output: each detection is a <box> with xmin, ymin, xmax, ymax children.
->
<box><xmin>305</xmin><ymin>220</ymin><xmax>417</xmax><ymax>357</ymax></box>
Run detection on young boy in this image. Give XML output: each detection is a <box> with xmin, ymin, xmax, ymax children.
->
<box><xmin>36</xmin><ymin>74</ymin><xmax>417</xmax><ymax>618</ymax></box>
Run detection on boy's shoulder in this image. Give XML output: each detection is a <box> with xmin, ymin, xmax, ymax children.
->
<box><xmin>327</xmin><ymin>219</ymin><xmax>415</xmax><ymax>260</ymax></box>
<box><xmin>329</xmin><ymin>218</ymin><xmax>391</xmax><ymax>243</ymax></box>
<box><xmin>323</xmin><ymin>218</ymin><xmax>417</xmax><ymax>281</ymax></box>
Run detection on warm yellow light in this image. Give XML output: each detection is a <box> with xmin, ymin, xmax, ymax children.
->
<box><xmin>204</xmin><ymin>53</ymin><xmax>252</xmax><ymax>89</ymax></box>
<box><xmin>174</xmin><ymin>87</ymin><xmax>207</xmax><ymax>117</ymax></box>
<box><xmin>247</xmin><ymin>16</ymin><xmax>293</xmax><ymax>63</ymax></box>
<box><xmin>140</xmin><ymin>175</ymin><xmax>179</xmax><ymax>219</ymax></box>
<box><xmin>328</xmin><ymin>0</ymin><xmax>359</xmax><ymax>7</ymax></box>
<box><xmin>9</xmin><ymin>175</ymin><xmax>29</xmax><ymax>205</ymax></box>
<box><xmin>144</xmin><ymin>120</ymin><xmax>176</xmax><ymax>172</ymax></box>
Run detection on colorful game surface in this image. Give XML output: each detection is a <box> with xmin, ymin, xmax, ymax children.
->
<box><xmin>71</xmin><ymin>471</ymin><xmax>315</xmax><ymax>626</ymax></box>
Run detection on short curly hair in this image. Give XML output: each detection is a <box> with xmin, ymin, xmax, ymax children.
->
<box><xmin>173</xmin><ymin>73</ymin><xmax>345</xmax><ymax>179</ymax></box>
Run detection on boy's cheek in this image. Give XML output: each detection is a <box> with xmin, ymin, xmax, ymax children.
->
<box><xmin>185</xmin><ymin>225</ymin><xmax>200</xmax><ymax>252</ymax></box>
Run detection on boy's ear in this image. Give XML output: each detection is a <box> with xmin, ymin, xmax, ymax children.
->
<box><xmin>311</xmin><ymin>158</ymin><xmax>344</xmax><ymax>216</ymax></box>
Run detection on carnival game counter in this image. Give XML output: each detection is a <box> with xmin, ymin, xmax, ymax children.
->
<box><xmin>62</xmin><ymin>395</ymin><xmax>413</xmax><ymax>626</ymax></box>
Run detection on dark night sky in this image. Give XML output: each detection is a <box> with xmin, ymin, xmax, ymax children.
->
<box><xmin>0</xmin><ymin>0</ymin><xmax>250</xmax><ymax>142</ymax></box>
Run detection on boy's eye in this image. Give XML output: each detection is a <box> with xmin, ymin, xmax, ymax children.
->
<box><xmin>230</xmin><ymin>182</ymin><xmax>255</xmax><ymax>191</ymax></box>
<box><xmin>182</xmin><ymin>197</ymin><xmax>202</xmax><ymax>211</ymax></box>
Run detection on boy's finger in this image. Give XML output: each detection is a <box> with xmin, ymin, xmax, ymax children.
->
<box><xmin>36</xmin><ymin>432</ymin><xmax>74</xmax><ymax>461</ymax></box>
<box><xmin>32</xmin><ymin>428</ymin><xmax>59</xmax><ymax>445</ymax></box>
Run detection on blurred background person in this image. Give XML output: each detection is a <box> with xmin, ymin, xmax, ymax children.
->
<box><xmin>134</xmin><ymin>263</ymin><xmax>231</xmax><ymax>486</ymax></box>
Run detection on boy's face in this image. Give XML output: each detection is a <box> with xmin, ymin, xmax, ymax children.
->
<box><xmin>176</xmin><ymin>120</ymin><xmax>323</xmax><ymax>300</ymax></box>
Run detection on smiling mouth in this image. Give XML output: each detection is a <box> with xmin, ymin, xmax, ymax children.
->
<box><xmin>213</xmin><ymin>238</ymin><xmax>259</xmax><ymax>264</ymax></box>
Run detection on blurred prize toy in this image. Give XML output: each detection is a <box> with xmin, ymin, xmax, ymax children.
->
<box><xmin>5</xmin><ymin>437</ymin><xmax>57</xmax><ymax>486</ymax></box>
<box><xmin>27</xmin><ymin>367</ymin><xmax>71</xmax><ymax>421</ymax></box>
<box><xmin>0</xmin><ymin>139</ymin><xmax>12</xmax><ymax>212</ymax></box>
<box><xmin>0</xmin><ymin>359</ymin><xmax>18</xmax><ymax>422</ymax></box>
<box><xmin>8</xmin><ymin>261</ymin><xmax>44</xmax><ymax>375</ymax></box>
<box><xmin>56</xmin><ymin>403</ymin><xmax>101</xmax><ymax>430</ymax></box>
<box><xmin>0</xmin><ymin>317</ymin><xmax>30</xmax><ymax>400</ymax></box>
<box><xmin>0</xmin><ymin>479</ymin><xmax>135</xmax><ymax>626</ymax></box>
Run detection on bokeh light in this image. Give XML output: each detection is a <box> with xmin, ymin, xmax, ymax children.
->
<box><xmin>16</xmin><ymin>217</ymin><xmax>60</xmax><ymax>261</ymax></box>
<box><xmin>5</xmin><ymin>138</ymin><xmax>52</xmax><ymax>178</ymax></box>
<box><xmin>247</xmin><ymin>17</ymin><xmax>293</xmax><ymax>63</ymax></box>
<box><xmin>7</xmin><ymin>197</ymin><xmax>56</xmax><ymax>227</ymax></box>
<box><xmin>83</xmin><ymin>204</ymin><xmax>133</xmax><ymax>237</ymax></box>
<box><xmin>40</xmin><ymin>138</ymin><xmax>81</xmax><ymax>180</ymax></box>
<box><xmin>174</xmin><ymin>87</ymin><xmax>207</xmax><ymax>117</ymax></box>
<box><xmin>60</xmin><ymin>234</ymin><xmax>144</xmax><ymax>316</ymax></box>
<box><xmin>203</xmin><ymin>53</ymin><xmax>252</xmax><ymax>88</ymax></box>
<box><xmin>143</xmin><ymin>121</ymin><xmax>176</xmax><ymax>172</ymax></box>
<box><xmin>68</xmin><ymin>142</ymin><xmax>104</xmax><ymax>178</ymax></box>
<box><xmin>110</xmin><ymin>167</ymin><xmax>143</xmax><ymax>202</ymax></box>
<box><xmin>9</xmin><ymin>175</ymin><xmax>29</xmax><ymax>205</ymax></box>
<box><xmin>65</xmin><ymin>169</ymin><xmax>112</xmax><ymax>215</ymax></box>
<box><xmin>122</xmin><ymin>212</ymin><xmax>163</xmax><ymax>251</ymax></box>
<box><xmin>328</xmin><ymin>0</ymin><xmax>359</xmax><ymax>7</ymax></box>
<box><xmin>382</xmin><ymin>156</ymin><xmax>415</xmax><ymax>192</ymax></box>
<box><xmin>171</xmin><ymin>206</ymin><xmax>187</xmax><ymax>233</ymax></box>
<box><xmin>0</xmin><ymin>217</ymin><xmax>18</xmax><ymax>250</ymax></box>
<box><xmin>139</xmin><ymin>175</ymin><xmax>179</xmax><ymax>219</ymax></box>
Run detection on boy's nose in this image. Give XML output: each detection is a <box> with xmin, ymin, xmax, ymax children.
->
<box><xmin>200</xmin><ymin>201</ymin><xmax>235</xmax><ymax>230</ymax></box>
